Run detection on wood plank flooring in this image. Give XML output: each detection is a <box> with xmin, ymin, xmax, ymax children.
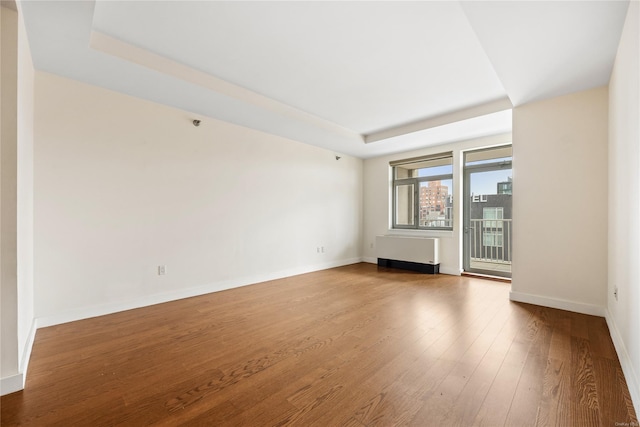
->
<box><xmin>1</xmin><ymin>263</ymin><xmax>637</xmax><ymax>426</ymax></box>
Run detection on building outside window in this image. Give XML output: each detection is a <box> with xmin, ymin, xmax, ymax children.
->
<box><xmin>497</xmin><ymin>178</ymin><xmax>512</xmax><ymax>195</ymax></box>
<box><xmin>468</xmin><ymin>194</ymin><xmax>512</xmax><ymax>261</ymax></box>
<box><xmin>483</xmin><ymin>207</ymin><xmax>504</xmax><ymax>247</ymax></box>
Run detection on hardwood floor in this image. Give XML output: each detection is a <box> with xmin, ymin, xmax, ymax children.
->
<box><xmin>1</xmin><ymin>263</ymin><xmax>637</xmax><ymax>426</ymax></box>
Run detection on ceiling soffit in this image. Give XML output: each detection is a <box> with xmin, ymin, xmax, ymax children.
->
<box><xmin>20</xmin><ymin>1</ymin><xmax>630</xmax><ymax>157</ymax></box>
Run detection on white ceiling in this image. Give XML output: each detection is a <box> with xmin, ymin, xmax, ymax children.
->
<box><xmin>20</xmin><ymin>1</ymin><xmax>630</xmax><ymax>159</ymax></box>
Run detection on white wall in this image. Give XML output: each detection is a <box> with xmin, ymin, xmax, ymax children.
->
<box><xmin>511</xmin><ymin>87</ymin><xmax>609</xmax><ymax>314</ymax></box>
<box><xmin>362</xmin><ymin>133</ymin><xmax>512</xmax><ymax>275</ymax></box>
<box><xmin>34</xmin><ymin>72</ymin><xmax>363</xmax><ymax>325</ymax></box>
<box><xmin>16</xmin><ymin>0</ymin><xmax>35</xmax><ymax>378</ymax></box>
<box><xmin>608</xmin><ymin>0</ymin><xmax>640</xmax><ymax>414</ymax></box>
<box><xmin>1</xmin><ymin>2</ymin><xmax>35</xmax><ymax>395</ymax></box>
<box><xmin>1</xmin><ymin>5</ymin><xmax>20</xmax><ymax>386</ymax></box>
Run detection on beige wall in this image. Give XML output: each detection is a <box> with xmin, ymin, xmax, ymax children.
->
<box><xmin>608</xmin><ymin>0</ymin><xmax>640</xmax><ymax>413</ymax></box>
<box><xmin>511</xmin><ymin>87</ymin><xmax>609</xmax><ymax>312</ymax></box>
<box><xmin>34</xmin><ymin>72</ymin><xmax>363</xmax><ymax>325</ymax></box>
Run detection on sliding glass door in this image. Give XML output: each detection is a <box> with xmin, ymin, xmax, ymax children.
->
<box><xmin>463</xmin><ymin>146</ymin><xmax>513</xmax><ymax>278</ymax></box>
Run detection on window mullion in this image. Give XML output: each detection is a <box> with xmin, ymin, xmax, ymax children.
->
<box><xmin>414</xmin><ymin>182</ymin><xmax>419</xmax><ymax>229</ymax></box>
<box><xmin>416</xmin><ymin>174</ymin><xmax>452</xmax><ymax>183</ymax></box>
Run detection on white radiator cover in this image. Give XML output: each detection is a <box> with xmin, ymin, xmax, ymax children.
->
<box><xmin>376</xmin><ymin>236</ymin><xmax>439</xmax><ymax>265</ymax></box>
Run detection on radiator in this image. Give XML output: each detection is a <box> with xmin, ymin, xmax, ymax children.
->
<box><xmin>376</xmin><ymin>235</ymin><xmax>440</xmax><ymax>274</ymax></box>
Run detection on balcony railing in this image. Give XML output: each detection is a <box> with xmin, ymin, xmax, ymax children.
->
<box><xmin>468</xmin><ymin>219</ymin><xmax>512</xmax><ymax>272</ymax></box>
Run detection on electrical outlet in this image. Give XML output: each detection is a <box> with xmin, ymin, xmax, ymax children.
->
<box><xmin>158</xmin><ymin>265</ymin><xmax>166</xmax><ymax>276</ymax></box>
<box><xmin>321</xmin><ymin>246</ymin><xmax>325</xmax><ymax>253</ymax></box>
<box><xmin>614</xmin><ymin>286</ymin><xmax>618</xmax><ymax>301</ymax></box>
<box><xmin>370</xmin><ymin>243</ymin><xmax>374</xmax><ymax>249</ymax></box>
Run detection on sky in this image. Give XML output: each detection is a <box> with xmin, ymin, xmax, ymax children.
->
<box><xmin>470</xmin><ymin>169</ymin><xmax>512</xmax><ymax>195</ymax></box>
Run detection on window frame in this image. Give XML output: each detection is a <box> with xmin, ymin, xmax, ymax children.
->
<box><xmin>391</xmin><ymin>153</ymin><xmax>454</xmax><ymax>231</ymax></box>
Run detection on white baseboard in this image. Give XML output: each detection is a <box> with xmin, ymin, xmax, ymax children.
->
<box><xmin>605</xmin><ymin>309</ymin><xmax>640</xmax><ymax>418</ymax></box>
<box><xmin>37</xmin><ymin>257</ymin><xmax>363</xmax><ymax>328</ymax></box>
<box><xmin>362</xmin><ymin>256</ymin><xmax>377</xmax><ymax>264</ymax></box>
<box><xmin>439</xmin><ymin>266</ymin><xmax>461</xmax><ymax>276</ymax></box>
<box><xmin>1</xmin><ymin>319</ymin><xmax>38</xmax><ymax>396</ymax></box>
<box><xmin>19</xmin><ymin>318</ymin><xmax>38</xmax><ymax>377</ymax></box>
<box><xmin>509</xmin><ymin>291</ymin><xmax>606</xmax><ymax>317</ymax></box>
<box><xmin>1</xmin><ymin>373</ymin><xmax>24</xmax><ymax>396</ymax></box>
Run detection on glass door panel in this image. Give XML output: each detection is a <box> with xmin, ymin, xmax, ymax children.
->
<box><xmin>463</xmin><ymin>149</ymin><xmax>512</xmax><ymax>277</ymax></box>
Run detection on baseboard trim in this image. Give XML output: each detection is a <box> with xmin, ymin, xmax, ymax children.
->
<box><xmin>439</xmin><ymin>266</ymin><xmax>461</xmax><ymax>276</ymax></box>
<box><xmin>509</xmin><ymin>291</ymin><xmax>606</xmax><ymax>317</ymax></box>
<box><xmin>19</xmin><ymin>318</ymin><xmax>37</xmax><ymax>376</ymax></box>
<box><xmin>1</xmin><ymin>373</ymin><xmax>24</xmax><ymax>396</ymax></box>
<box><xmin>37</xmin><ymin>257</ymin><xmax>363</xmax><ymax>328</ymax></box>
<box><xmin>605</xmin><ymin>309</ymin><xmax>640</xmax><ymax>418</ymax></box>
<box><xmin>362</xmin><ymin>256</ymin><xmax>377</xmax><ymax>264</ymax></box>
<box><xmin>1</xmin><ymin>319</ymin><xmax>38</xmax><ymax>396</ymax></box>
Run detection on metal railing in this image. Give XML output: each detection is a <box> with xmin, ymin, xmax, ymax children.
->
<box><xmin>468</xmin><ymin>219</ymin><xmax>512</xmax><ymax>264</ymax></box>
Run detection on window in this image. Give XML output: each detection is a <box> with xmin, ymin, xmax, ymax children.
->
<box><xmin>483</xmin><ymin>231</ymin><xmax>504</xmax><ymax>247</ymax></box>
<box><xmin>497</xmin><ymin>180</ymin><xmax>512</xmax><ymax>195</ymax></box>
<box><xmin>391</xmin><ymin>152</ymin><xmax>453</xmax><ymax>230</ymax></box>
<box><xmin>483</xmin><ymin>207</ymin><xmax>503</xmax><ymax>222</ymax></box>
<box><xmin>482</xmin><ymin>207</ymin><xmax>503</xmax><ymax>247</ymax></box>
